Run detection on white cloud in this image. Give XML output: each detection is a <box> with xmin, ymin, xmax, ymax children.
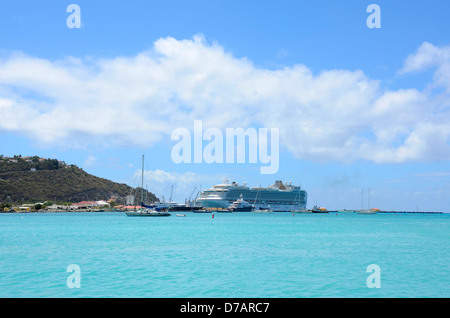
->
<box><xmin>0</xmin><ymin>36</ymin><xmax>449</xmax><ymax>163</ymax></box>
<box><xmin>400</xmin><ymin>41</ymin><xmax>450</xmax><ymax>91</ymax></box>
<box><xmin>402</xmin><ymin>42</ymin><xmax>450</xmax><ymax>69</ymax></box>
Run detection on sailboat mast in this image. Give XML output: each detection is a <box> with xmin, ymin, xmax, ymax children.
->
<box><xmin>145</xmin><ymin>184</ymin><xmax>148</xmax><ymax>204</ymax></box>
<box><xmin>361</xmin><ymin>189</ymin><xmax>364</xmax><ymax>210</ymax></box>
<box><xmin>141</xmin><ymin>155</ymin><xmax>144</xmax><ymax>205</ymax></box>
<box><xmin>254</xmin><ymin>185</ymin><xmax>261</xmax><ymax>207</ymax></box>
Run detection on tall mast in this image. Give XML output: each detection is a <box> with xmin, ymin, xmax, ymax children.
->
<box><xmin>145</xmin><ymin>184</ymin><xmax>148</xmax><ymax>204</ymax></box>
<box><xmin>361</xmin><ymin>189</ymin><xmax>364</xmax><ymax>210</ymax></box>
<box><xmin>141</xmin><ymin>155</ymin><xmax>144</xmax><ymax>205</ymax></box>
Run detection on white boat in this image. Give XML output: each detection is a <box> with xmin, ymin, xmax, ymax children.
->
<box><xmin>252</xmin><ymin>208</ymin><xmax>273</xmax><ymax>214</ymax></box>
<box><xmin>176</xmin><ymin>214</ymin><xmax>186</xmax><ymax>217</ymax></box>
<box><xmin>356</xmin><ymin>209</ymin><xmax>377</xmax><ymax>214</ymax></box>
<box><xmin>216</xmin><ymin>209</ymin><xmax>233</xmax><ymax>213</ymax></box>
<box><xmin>150</xmin><ymin>185</ymin><xmax>198</xmax><ymax>211</ymax></box>
<box><xmin>291</xmin><ymin>209</ymin><xmax>310</xmax><ymax>213</ymax></box>
<box><xmin>126</xmin><ymin>155</ymin><xmax>170</xmax><ymax>217</ymax></box>
<box><xmin>356</xmin><ymin>189</ymin><xmax>377</xmax><ymax>214</ymax></box>
<box><xmin>251</xmin><ymin>188</ymin><xmax>273</xmax><ymax>213</ymax></box>
<box><xmin>228</xmin><ymin>194</ymin><xmax>253</xmax><ymax>212</ymax></box>
<box><xmin>338</xmin><ymin>209</ymin><xmax>356</xmax><ymax>213</ymax></box>
<box><xmin>193</xmin><ymin>209</ymin><xmax>212</xmax><ymax>213</ymax></box>
<box><xmin>289</xmin><ymin>187</ymin><xmax>307</xmax><ymax>213</ymax></box>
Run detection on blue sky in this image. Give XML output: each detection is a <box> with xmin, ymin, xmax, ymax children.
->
<box><xmin>1</xmin><ymin>1</ymin><xmax>450</xmax><ymax>211</ymax></box>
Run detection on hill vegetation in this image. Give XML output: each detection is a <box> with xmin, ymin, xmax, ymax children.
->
<box><xmin>0</xmin><ymin>155</ymin><xmax>157</xmax><ymax>205</ymax></box>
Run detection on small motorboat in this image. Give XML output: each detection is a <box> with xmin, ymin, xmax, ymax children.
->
<box><xmin>311</xmin><ymin>205</ymin><xmax>329</xmax><ymax>213</ymax></box>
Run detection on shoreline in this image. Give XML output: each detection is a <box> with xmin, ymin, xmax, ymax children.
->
<box><xmin>0</xmin><ymin>210</ymin><xmax>446</xmax><ymax>214</ymax></box>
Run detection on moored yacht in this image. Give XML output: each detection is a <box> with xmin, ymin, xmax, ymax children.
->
<box><xmin>356</xmin><ymin>208</ymin><xmax>378</xmax><ymax>214</ymax></box>
<box><xmin>125</xmin><ymin>155</ymin><xmax>170</xmax><ymax>217</ymax></box>
<box><xmin>312</xmin><ymin>205</ymin><xmax>328</xmax><ymax>213</ymax></box>
<box><xmin>228</xmin><ymin>194</ymin><xmax>253</xmax><ymax>212</ymax></box>
<box><xmin>126</xmin><ymin>208</ymin><xmax>171</xmax><ymax>217</ymax></box>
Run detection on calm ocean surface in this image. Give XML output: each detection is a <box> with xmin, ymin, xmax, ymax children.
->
<box><xmin>0</xmin><ymin>212</ymin><xmax>449</xmax><ymax>298</ymax></box>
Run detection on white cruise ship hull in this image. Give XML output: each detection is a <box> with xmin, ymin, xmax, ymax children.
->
<box><xmin>197</xmin><ymin>180</ymin><xmax>307</xmax><ymax>212</ymax></box>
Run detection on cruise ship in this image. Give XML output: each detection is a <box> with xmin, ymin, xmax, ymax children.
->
<box><xmin>197</xmin><ymin>179</ymin><xmax>307</xmax><ymax>212</ymax></box>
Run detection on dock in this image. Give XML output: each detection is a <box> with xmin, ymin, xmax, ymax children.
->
<box><xmin>378</xmin><ymin>210</ymin><xmax>444</xmax><ymax>214</ymax></box>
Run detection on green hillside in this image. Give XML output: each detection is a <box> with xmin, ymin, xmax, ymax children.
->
<box><xmin>0</xmin><ymin>155</ymin><xmax>157</xmax><ymax>205</ymax></box>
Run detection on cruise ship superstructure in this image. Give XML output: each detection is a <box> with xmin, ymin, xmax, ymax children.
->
<box><xmin>197</xmin><ymin>179</ymin><xmax>307</xmax><ymax>212</ymax></box>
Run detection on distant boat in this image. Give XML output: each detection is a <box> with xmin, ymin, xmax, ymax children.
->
<box><xmin>291</xmin><ymin>209</ymin><xmax>310</xmax><ymax>213</ymax></box>
<box><xmin>338</xmin><ymin>209</ymin><xmax>356</xmax><ymax>213</ymax></box>
<box><xmin>228</xmin><ymin>194</ymin><xmax>253</xmax><ymax>212</ymax></box>
<box><xmin>150</xmin><ymin>202</ymin><xmax>202</xmax><ymax>212</ymax></box>
<box><xmin>149</xmin><ymin>184</ymin><xmax>203</xmax><ymax>212</ymax></box>
<box><xmin>216</xmin><ymin>209</ymin><xmax>233</xmax><ymax>213</ymax></box>
<box><xmin>170</xmin><ymin>206</ymin><xmax>203</xmax><ymax>211</ymax></box>
<box><xmin>289</xmin><ymin>187</ymin><xmax>306</xmax><ymax>213</ymax></box>
<box><xmin>176</xmin><ymin>214</ymin><xmax>186</xmax><ymax>217</ymax></box>
<box><xmin>252</xmin><ymin>208</ymin><xmax>273</xmax><ymax>214</ymax></box>
<box><xmin>355</xmin><ymin>188</ymin><xmax>378</xmax><ymax>214</ymax></box>
<box><xmin>356</xmin><ymin>209</ymin><xmax>377</xmax><ymax>215</ymax></box>
<box><xmin>126</xmin><ymin>209</ymin><xmax>171</xmax><ymax>217</ymax></box>
<box><xmin>356</xmin><ymin>189</ymin><xmax>378</xmax><ymax>214</ymax></box>
<box><xmin>126</xmin><ymin>155</ymin><xmax>170</xmax><ymax>217</ymax></box>
<box><xmin>312</xmin><ymin>205</ymin><xmax>328</xmax><ymax>213</ymax></box>
<box><xmin>252</xmin><ymin>188</ymin><xmax>273</xmax><ymax>213</ymax></box>
<box><xmin>252</xmin><ymin>204</ymin><xmax>274</xmax><ymax>214</ymax></box>
<box><xmin>193</xmin><ymin>209</ymin><xmax>212</xmax><ymax>213</ymax></box>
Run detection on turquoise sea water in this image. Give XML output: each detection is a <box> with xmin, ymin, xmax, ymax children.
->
<box><xmin>0</xmin><ymin>212</ymin><xmax>449</xmax><ymax>298</ymax></box>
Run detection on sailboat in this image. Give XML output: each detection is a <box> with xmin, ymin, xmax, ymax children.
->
<box><xmin>126</xmin><ymin>155</ymin><xmax>171</xmax><ymax>217</ymax></box>
<box><xmin>252</xmin><ymin>187</ymin><xmax>273</xmax><ymax>213</ymax></box>
<box><xmin>356</xmin><ymin>188</ymin><xmax>377</xmax><ymax>214</ymax></box>
<box><xmin>357</xmin><ymin>208</ymin><xmax>377</xmax><ymax>214</ymax></box>
<box><xmin>291</xmin><ymin>186</ymin><xmax>309</xmax><ymax>213</ymax></box>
